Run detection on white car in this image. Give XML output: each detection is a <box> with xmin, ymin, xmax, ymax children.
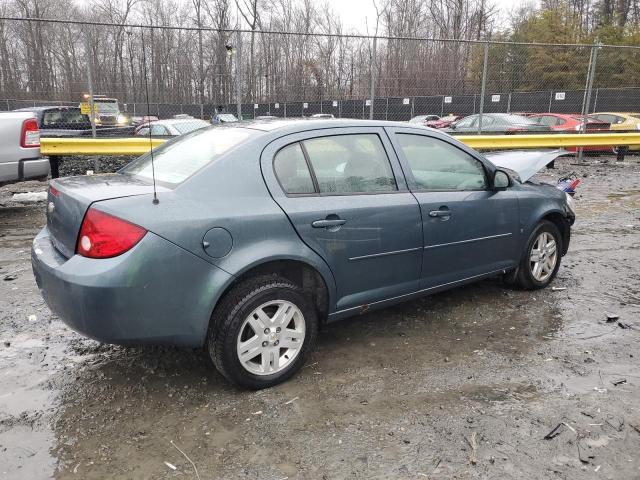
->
<box><xmin>134</xmin><ymin>119</ymin><xmax>210</xmax><ymax>137</ymax></box>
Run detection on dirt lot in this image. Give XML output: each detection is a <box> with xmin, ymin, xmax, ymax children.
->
<box><xmin>1</xmin><ymin>155</ymin><xmax>639</xmax><ymax>479</ymax></box>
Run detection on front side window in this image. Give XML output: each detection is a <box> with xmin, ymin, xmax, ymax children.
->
<box><xmin>396</xmin><ymin>134</ymin><xmax>487</xmax><ymax>191</ymax></box>
<box><xmin>273</xmin><ymin>143</ymin><xmax>315</xmax><ymax>194</ymax></box>
<box><xmin>302</xmin><ymin>134</ymin><xmax>397</xmax><ymax>194</ymax></box>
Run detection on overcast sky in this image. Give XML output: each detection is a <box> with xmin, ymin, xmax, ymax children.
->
<box><xmin>324</xmin><ymin>0</ymin><xmax>538</xmax><ymax>34</ymax></box>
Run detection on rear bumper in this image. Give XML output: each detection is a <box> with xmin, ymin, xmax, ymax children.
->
<box><xmin>0</xmin><ymin>157</ymin><xmax>49</xmax><ymax>184</ymax></box>
<box><xmin>32</xmin><ymin>226</ymin><xmax>232</xmax><ymax>347</ymax></box>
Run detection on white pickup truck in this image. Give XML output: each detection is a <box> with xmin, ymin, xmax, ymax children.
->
<box><xmin>0</xmin><ymin>111</ymin><xmax>49</xmax><ymax>185</ymax></box>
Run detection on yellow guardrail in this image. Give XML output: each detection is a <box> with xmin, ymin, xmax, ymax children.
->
<box><xmin>456</xmin><ymin>132</ymin><xmax>640</xmax><ymax>150</ymax></box>
<box><xmin>40</xmin><ymin>132</ymin><xmax>640</xmax><ymax>156</ymax></box>
<box><xmin>41</xmin><ymin>137</ymin><xmax>166</xmax><ymax>156</ymax></box>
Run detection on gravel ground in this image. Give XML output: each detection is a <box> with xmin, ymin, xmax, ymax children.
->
<box><xmin>0</xmin><ymin>155</ymin><xmax>639</xmax><ymax>479</ymax></box>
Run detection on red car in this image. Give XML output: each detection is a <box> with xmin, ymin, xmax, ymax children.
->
<box><xmin>527</xmin><ymin>113</ymin><xmax>610</xmax><ymax>152</ymax></box>
<box><xmin>425</xmin><ymin>115</ymin><xmax>462</xmax><ymax>129</ymax></box>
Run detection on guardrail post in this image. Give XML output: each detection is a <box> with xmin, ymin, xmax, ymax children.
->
<box><xmin>477</xmin><ymin>42</ymin><xmax>489</xmax><ymax>134</ymax></box>
<box><xmin>369</xmin><ymin>36</ymin><xmax>377</xmax><ymax>120</ymax></box>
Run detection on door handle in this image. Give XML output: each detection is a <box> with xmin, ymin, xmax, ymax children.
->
<box><xmin>312</xmin><ymin>218</ymin><xmax>347</xmax><ymax>228</ymax></box>
<box><xmin>429</xmin><ymin>209</ymin><xmax>451</xmax><ymax>218</ymax></box>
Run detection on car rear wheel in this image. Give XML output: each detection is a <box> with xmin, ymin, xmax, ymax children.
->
<box><xmin>514</xmin><ymin>220</ymin><xmax>562</xmax><ymax>290</ymax></box>
<box><xmin>207</xmin><ymin>275</ymin><xmax>318</xmax><ymax>389</ymax></box>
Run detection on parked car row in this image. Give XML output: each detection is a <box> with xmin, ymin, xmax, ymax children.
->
<box><xmin>409</xmin><ymin>111</ymin><xmax>640</xmax><ymax>153</ymax></box>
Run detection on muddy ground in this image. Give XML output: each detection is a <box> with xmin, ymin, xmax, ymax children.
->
<box><xmin>0</xmin><ymin>155</ymin><xmax>639</xmax><ymax>479</ymax></box>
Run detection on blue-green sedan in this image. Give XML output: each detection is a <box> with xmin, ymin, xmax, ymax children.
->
<box><xmin>32</xmin><ymin>119</ymin><xmax>574</xmax><ymax>389</ymax></box>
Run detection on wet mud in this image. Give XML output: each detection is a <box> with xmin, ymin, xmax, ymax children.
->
<box><xmin>1</xmin><ymin>155</ymin><xmax>639</xmax><ymax>479</ymax></box>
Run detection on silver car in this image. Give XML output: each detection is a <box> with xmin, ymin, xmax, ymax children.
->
<box><xmin>134</xmin><ymin>118</ymin><xmax>210</xmax><ymax>137</ymax></box>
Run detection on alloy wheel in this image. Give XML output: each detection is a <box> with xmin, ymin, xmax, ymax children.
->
<box><xmin>529</xmin><ymin>231</ymin><xmax>558</xmax><ymax>282</ymax></box>
<box><xmin>236</xmin><ymin>300</ymin><xmax>306</xmax><ymax>375</ymax></box>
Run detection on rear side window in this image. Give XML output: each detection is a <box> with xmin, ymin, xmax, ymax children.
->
<box><xmin>273</xmin><ymin>143</ymin><xmax>315</xmax><ymax>194</ymax></box>
<box><xmin>396</xmin><ymin>134</ymin><xmax>487</xmax><ymax>191</ymax></box>
<box><xmin>302</xmin><ymin>134</ymin><xmax>396</xmax><ymax>194</ymax></box>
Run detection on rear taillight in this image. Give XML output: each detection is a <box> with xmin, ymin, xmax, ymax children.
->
<box><xmin>76</xmin><ymin>208</ymin><xmax>147</xmax><ymax>259</ymax></box>
<box><xmin>20</xmin><ymin>118</ymin><xmax>40</xmax><ymax>148</ymax></box>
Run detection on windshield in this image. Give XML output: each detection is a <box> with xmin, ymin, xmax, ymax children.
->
<box><xmin>172</xmin><ymin>120</ymin><xmax>209</xmax><ymax>134</ymax></box>
<box><xmin>95</xmin><ymin>101</ymin><xmax>119</xmax><ymax>114</ymax></box>
<box><xmin>121</xmin><ymin>127</ymin><xmax>254</xmax><ymax>186</ymax></box>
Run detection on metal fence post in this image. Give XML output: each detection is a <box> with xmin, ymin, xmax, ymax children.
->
<box><xmin>84</xmin><ymin>27</ymin><xmax>99</xmax><ymax>174</ymax></box>
<box><xmin>369</xmin><ymin>36</ymin><xmax>377</xmax><ymax>120</ymax></box>
<box><xmin>235</xmin><ymin>30</ymin><xmax>242</xmax><ymax>121</ymax></box>
<box><xmin>578</xmin><ymin>42</ymin><xmax>599</xmax><ymax>162</ymax></box>
<box><xmin>477</xmin><ymin>42</ymin><xmax>489</xmax><ymax>134</ymax></box>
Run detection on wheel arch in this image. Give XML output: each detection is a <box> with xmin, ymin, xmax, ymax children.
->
<box><xmin>206</xmin><ymin>256</ymin><xmax>334</xmax><ymax>346</ymax></box>
<box><xmin>539</xmin><ymin>210</ymin><xmax>571</xmax><ymax>255</ymax></box>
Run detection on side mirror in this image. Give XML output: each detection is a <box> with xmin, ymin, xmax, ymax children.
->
<box><xmin>493</xmin><ymin>170</ymin><xmax>511</xmax><ymax>190</ymax></box>
<box><xmin>449</xmin><ymin>123</ymin><xmax>456</xmax><ymax>130</ymax></box>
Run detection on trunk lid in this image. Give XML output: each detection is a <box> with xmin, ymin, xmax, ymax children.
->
<box><xmin>47</xmin><ymin>173</ymin><xmax>167</xmax><ymax>258</ymax></box>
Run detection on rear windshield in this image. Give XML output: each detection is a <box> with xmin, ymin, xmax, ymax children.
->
<box><xmin>43</xmin><ymin>109</ymin><xmax>90</xmax><ymax>128</ymax></box>
<box><xmin>172</xmin><ymin>120</ymin><xmax>209</xmax><ymax>134</ymax></box>
<box><xmin>121</xmin><ymin>127</ymin><xmax>253</xmax><ymax>186</ymax></box>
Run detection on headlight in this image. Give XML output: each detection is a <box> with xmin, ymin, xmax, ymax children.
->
<box><xmin>117</xmin><ymin>114</ymin><xmax>128</xmax><ymax>125</ymax></box>
<box><xmin>565</xmin><ymin>192</ymin><xmax>576</xmax><ymax>215</ymax></box>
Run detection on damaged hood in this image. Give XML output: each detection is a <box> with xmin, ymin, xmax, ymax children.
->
<box><xmin>483</xmin><ymin>149</ymin><xmax>567</xmax><ymax>182</ymax></box>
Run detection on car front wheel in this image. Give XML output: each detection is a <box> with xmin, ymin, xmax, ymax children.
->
<box><xmin>515</xmin><ymin>220</ymin><xmax>562</xmax><ymax>290</ymax></box>
<box><xmin>208</xmin><ymin>275</ymin><xmax>318</xmax><ymax>389</ymax></box>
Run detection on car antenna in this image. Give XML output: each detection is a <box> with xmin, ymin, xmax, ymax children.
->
<box><xmin>140</xmin><ymin>27</ymin><xmax>159</xmax><ymax>205</ymax></box>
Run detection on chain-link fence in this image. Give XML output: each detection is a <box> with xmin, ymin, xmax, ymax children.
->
<box><xmin>2</xmin><ymin>17</ymin><xmax>640</xmax><ymax>136</ymax></box>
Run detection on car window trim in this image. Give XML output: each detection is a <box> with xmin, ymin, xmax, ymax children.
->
<box><xmin>298</xmin><ymin>141</ymin><xmax>321</xmax><ymax>193</ymax></box>
<box><xmin>272</xmin><ymin>142</ymin><xmax>318</xmax><ymax>195</ymax></box>
<box><xmin>275</xmin><ymin>132</ymin><xmax>401</xmax><ymax>197</ymax></box>
<box><xmin>391</xmin><ymin>130</ymin><xmax>490</xmax><ymax>193</ymax></box>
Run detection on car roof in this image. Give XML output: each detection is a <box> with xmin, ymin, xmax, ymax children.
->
<box><xmin>14</xmin><ymin>106</ymin><xmax>79</xmax><ymax>112</ymax></box>
<box><xmin>592</xmin><ymin>112</ymin><xmax>637</xmax><ymax>116</ymax></box>
<box><xmin>240</xmin><ymin>118</ymin><xmax>437</xmax><ymax>134</ymax></box>
<box><xmin>147</xmin><ymin>118</ymin><xmax>208</xmax><ymax>125</ymax></box>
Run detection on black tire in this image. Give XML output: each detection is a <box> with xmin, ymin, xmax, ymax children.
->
<box><xmin>207</xmin><ymin>275</ymin><xmax>318</xmax><ymax>389</ymax></box>
<box><xmin>514</xmin><ymin>220</ymin><xmax>563</xmax><ymax>290</ymax></box>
